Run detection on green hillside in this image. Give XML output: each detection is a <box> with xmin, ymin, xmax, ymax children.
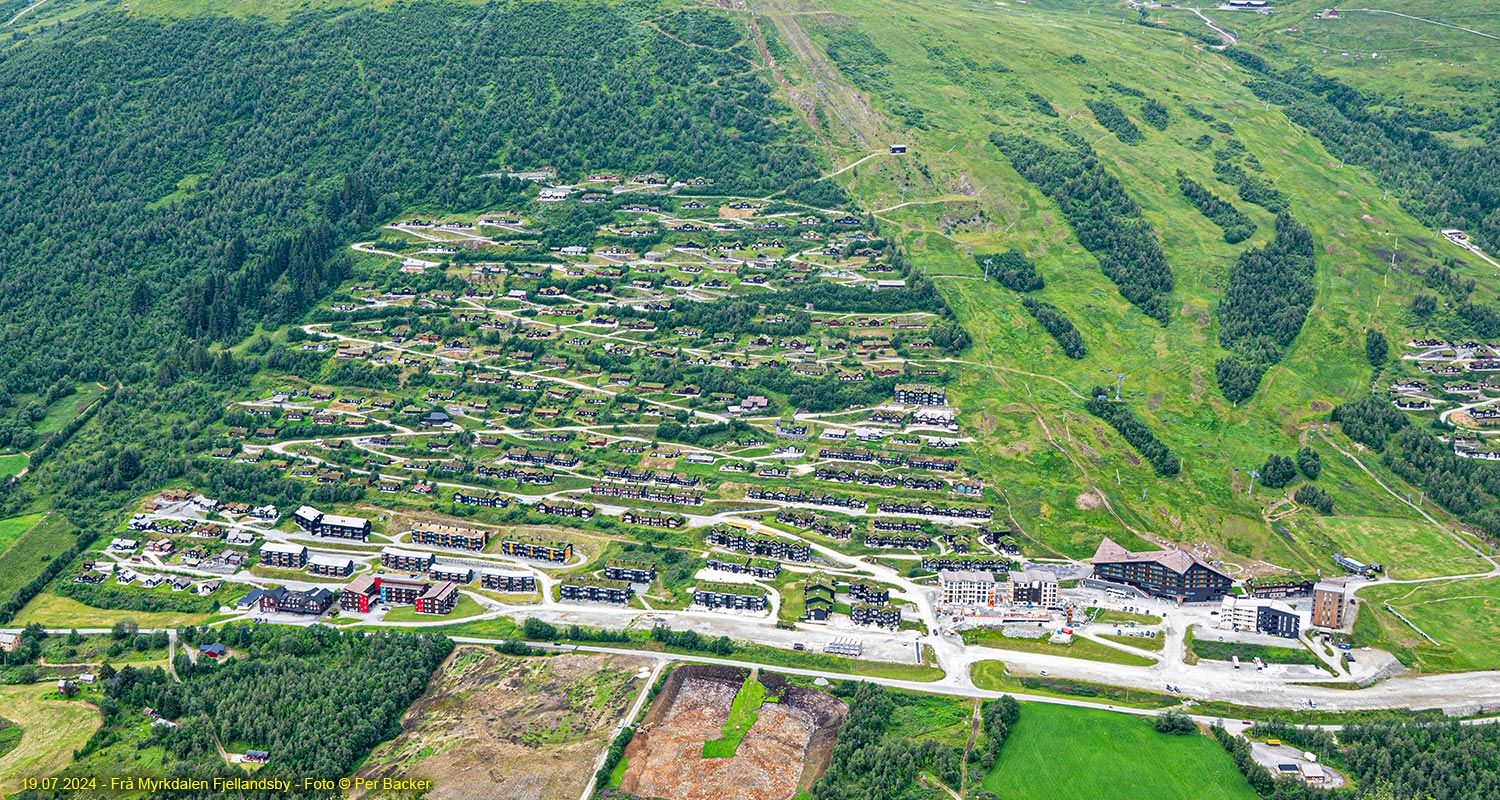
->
<box><xmin>745</xmin><ymin>0</ymin><xmax>1500</xmax><ymax>574</ymax></box>
<box><xmin>0</xmin><ymin>0</ymin><xmax>1493</xmax><ymax>658</ymax></box>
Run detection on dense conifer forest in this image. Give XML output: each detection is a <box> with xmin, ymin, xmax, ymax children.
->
<box><xmin>18</xmin><ymin>627</ymin><xmax>452</xmax><ymax>800</ymax></box>
<box><xmin>990</xmin><ymin>133</ymin><xmax>1174</xmax><ymax>324</ymax></box>
<box><xmin>1214</xmin><ymin>214</ymin><xmax>1317</xmax><ymax>403</ymax></box>
<box><xmin>0</xmin><ymin>1</ymin><xmax>819</xmax><ymax>396</ymax></box>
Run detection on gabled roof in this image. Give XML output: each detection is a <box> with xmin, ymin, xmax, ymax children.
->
<box><xmin>1091</xmin><ymin>537</ymin><xmax>1228</xmax><ymax>579</ymax></box>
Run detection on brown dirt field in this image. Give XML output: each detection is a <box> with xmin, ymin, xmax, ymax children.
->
<box><xmin>620</xmin><ymin>666</ymin><xmax>846</xmax><ymax>800</ymax></box>
<box><xmin>350</xmin><ymin>646</ymin><xmax>650</xmax><ymax>800</ymax></box>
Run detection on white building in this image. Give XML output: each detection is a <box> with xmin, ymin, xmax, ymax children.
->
<box><xmin>940</xmin><ymin>570</ymin><xmax>996</xmax><ymax>605</ymax></box>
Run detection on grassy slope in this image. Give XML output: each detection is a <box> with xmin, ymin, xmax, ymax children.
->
<box><xmin>701</xmin><ymin>671</ymin><xmax>766</xmax><ymax>758</ymax></box>
<box><xmin>0</xmin><ymin>513</ymin><xmax>75</xmax><ymax>599</ymax></box>
<box><xmin>1203</xmin><ymin>0</ymin><xmax>1500</xmax><ymax>125</ymax></box>
<box><xmin>0</xmin><ymin>455</ymin><xmax>26</xmax><ymax>480</ymax></box>
<box><xmin>982</xmin><ymin>702</ymin><xmax>1259</xmax><ymax>800</ymax></box>
<box><xmin>0</xmin><ymin>685</ymin><xmax>101</xmax><ymax>793</ymax></box>
<box><xmin>14</xmin><ymin>593</ymin><xmax>217</xmax><ymax>628</ymax></box>
<box><xmin>0</xmin><ymin>513</ymin><xmax>46</xmax><ymax>554</ymax></box>
<box><xmin>753</xmin><ymin>0</ymin><xmax>1494</xmax><ymax>579</ymax></box>
<box><xmin>962</xmin><ymin>628</ymin><xmax>1157</xmax><ymax>667</ymax></box>
<box><xmin>1356</xmin><ymin>577</ymin><xmax>1500</xmax><ymax>673</ymax></box>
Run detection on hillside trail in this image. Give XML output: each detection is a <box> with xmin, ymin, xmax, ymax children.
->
<box><xmin>1348</xmin><ymin>8</ymin><xmax>1500</xmax><ymax>42</ymax></box>
<box><xmin>755</xmin><ymin>0</ymin><xmax>894</xmax><ymax>150</ymax></box>
<box><xmin>1315</xmin><ymin>429</ymin><xmax>1499</xmax><ymax>569</ymax></box>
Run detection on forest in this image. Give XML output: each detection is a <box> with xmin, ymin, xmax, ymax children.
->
<box><xmin>1250</xmin><ymin>719</ymin><xmax>1500</xmax><ymax>800</ymax></box>
<box><xmin>1214</xmin><ymin>214</ymin><xmax>1317</xmax><ymax>403</ymax></box>
<box><xmin>0</xmin><ymin>0</ymin><xmax>820</xmax><ymax>397</ymax></box>
<box><xmin>991</xmin><ymin>133</ymin><xmax>1174</xmax><ymax>324</ymax></box>
<box><xmin>1084</xmin><ymin>388</ymin><xmax>1180</xmax><ymax>477</ymax></box>
<box><xmin>811</xmin><ymin>683</ymin><xmax>964</xmax><ymax>800</ymax></box>
<box><xmin>1178</xmin><ymin>173</ymin><xmax>1255</xmax><ymax>244</ymax></box>
<box><xmin>26</xmin><ymin>626</ymin><xmax>453</xmax><ymax>800</ymax></box>
<box><xmin>1226</xmin><ymin>47</ymin><xmax>1500</xmax><ymax>253</ymax></box>
<box><xmin>1332</xmin><ymin>394</ymin><xmax>1500</xmax><ymax>536</ymax></box>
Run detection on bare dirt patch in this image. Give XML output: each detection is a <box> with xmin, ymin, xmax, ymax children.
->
<box><xmin>352</xmin><ymin>647</ymin><xmax>650</xmax><ymax>800</ymax></box>
<box><xmin>1309</xmin><ymin>400</ymin><xmax>1331</xmax><ymax>413</ymax></box>
<box><xmin>620</xmin><ymin>666</ymin><xmax>846</xmax><ymax>800</ymax></box>
<box><xmin>1075</xmin><ymin>492</ymin><xmax>1102</xmax><ymax>511</ymax></box>
<box><xmin>1450</xmin><ymin>411</ymin><xmax>1478</xmax><ymax>428</ymax></box>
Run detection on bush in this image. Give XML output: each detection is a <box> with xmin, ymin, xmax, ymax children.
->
<box><xmin>1154</xmin><ymin>710</ymin><xmax>1196</xmax><ymax>735</ymax></box>
<box><xmin>1366</xmin><ymin>328</ymin><xmax>1389</xmax><ymax>368</ymax></box>
<box><xmin>1294</xmin><ymin>485</ymin><xmax>1334</xmax><ymax>514</ymax></box>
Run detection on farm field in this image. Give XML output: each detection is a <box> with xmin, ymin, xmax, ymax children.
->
<box><xmin>352</xmin><ymin>647</ymin><xmax>649</xmax><ymax>800</ymax></box>
<box><xmin>0</xmin><ymin>512</ymin><xmax>46</xmax><ymax>555</ymax></box>
<box><xmin>981</xmin><ymin>703</ymin><xmax>1260</xmax><ymax>800</ymax></box>
<box><xmin>0</xmin><ymin>684</ymin><xmax>102</xmax><ymax>793</ymax></box>
<box><xmin>0</xmin><ymin>454</ymin><xmax>26</xmax><ymax>480</ymax></box>
<box><xmin>34</xmin><ymin>385</ymin><xmax>104</xmax><ymax>436</ymax></box>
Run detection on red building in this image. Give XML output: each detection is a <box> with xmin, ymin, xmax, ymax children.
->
<box><xmin>339</xmin><ymin>575</ymin><xmax>381</xmax><ymax>613</ymax></box>
<box><xmin>415</xmin><ymin>581</ymin><xmax>458</xmax><ymax>614</ymax></box>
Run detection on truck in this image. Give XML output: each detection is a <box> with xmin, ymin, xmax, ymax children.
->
<box><xmin>1232</xmin><ymin>655</ymin><xmax>1241</xmax><ymax>670</ymax></box>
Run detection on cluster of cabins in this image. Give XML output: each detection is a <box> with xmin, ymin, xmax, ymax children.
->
<box><xmin>802</xmin><ymin>573</ymin><xmax>901</xmax><ymax>628</ymax></box>
<box><xmin>776</xmin><ymin>510</ymin><xmax>855</xmax><ymax>540</ymax></box>
<box><xmin>590</xmin><ymin>483</ymin><xmax>703</xmax><ymax>506</ymax></box>
<box><xmin>692</xmin><ymin>582</ymin><xmax>768</xmax><ymax>611</ymax></box>
<box><xmin>877</xmin><ymin>502</ymin><xmax>992</xmax><ymax>520</ymax></box>
<box><xmin>620</xmin><ymin>510</ymin><xmax>687</xmax><ymax>529</ymax></box>
<box><xmin>921</xmin><ymin>554</ymin><xmax>1012</xmax><ymax>572</ymax></box>
<box><xmin>292</xmin><ymin>506</ymin><xmax>372</xmax><ymax>541</ymax></box>
<box><xmin>812</xmin><ymin>468</ymin><xmax>945</xmax><ymax>493</ymax></box>
<box><xmin>341</xmin><ymin>574</ymin><xmax>459</xmax><ymax>615</ymax></box>
<box><xmin>708</xmin><ymin>526</ymin><xmax>811</xmax><ymax>562</ymax></box>
<box><xmin>452</xmin><ymin>492</ymin><xmax>511</xmax><ymax>509</ymax></box>
<box><xmin>745</xmin><ymin>488</ymin><xmax>864</xmax><ymax>509</ymax></box>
